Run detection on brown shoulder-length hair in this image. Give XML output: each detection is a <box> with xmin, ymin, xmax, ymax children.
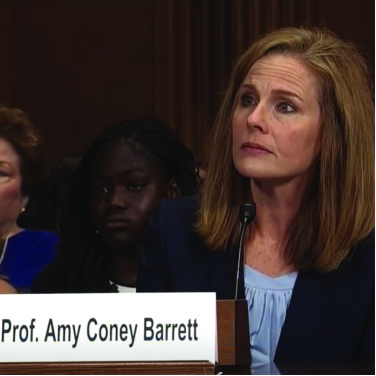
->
<box><xmin>0</xmin><ymin>106</ymin><xmax>44</xmax><ymax>196</ymax></box>
<box><xmin>197</xmin><ymin>27</ymin><xmax>374</xmax><ymax>272</ymax></box>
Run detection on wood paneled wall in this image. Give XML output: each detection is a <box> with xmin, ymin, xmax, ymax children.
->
<box><xmin>0</xmin><ymin>0</ymin><xmax>373</xmax><ymax>173</ymax></box>
<box><xmin>153</xmin><ymin>0</ymin><xmax>375</xmax><ymax>162</ymax></box>
<box><xmin>0</xmin><ymin>0</ymin><xmax>155</xmax><ymax>174</ymax></box>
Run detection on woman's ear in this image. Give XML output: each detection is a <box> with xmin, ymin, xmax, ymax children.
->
<box><xmin>167</xmin><ymin>178</ymin><xmax>181</xmax><ymax>199</ymax></box>
<box><xmin>21</xmin><ymin>196</ymin><xmax>29</xmax><ymax>211</ymax></box>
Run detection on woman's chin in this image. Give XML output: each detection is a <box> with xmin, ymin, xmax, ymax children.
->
<box><xmin>236</xmin><ymin>166</ymin><xmax>274</xmax><ymax>180</ymax></box>
<box><xmin>100</xmin><ymin>233</ymin><xmax>142</xmax><ymax>252</ymax></box>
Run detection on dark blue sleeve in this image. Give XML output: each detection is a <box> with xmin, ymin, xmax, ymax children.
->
<box><xmin>355</xmin><ymin>244</ymin><xmax>375</xmax><ymax>365</ymax></box>
<box><xmin>137</xmin><ymin>199</ymin><xmax>172</xmax><ymax>292</ymax></box>
<box><xmin>355</xmin><ymin>233</ymin><xmax>375</xmax><ymax>363</ymax></box>
<box><xmin>355</xmin><ymin>294</ymin><xmax>375</xmax><ymax>363</ymax></box>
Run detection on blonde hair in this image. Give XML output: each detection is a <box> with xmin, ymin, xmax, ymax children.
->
<box><xmin>197</xmin><ymin>27</ymin><xmax>374</xmax><ymax>272</ymax></box>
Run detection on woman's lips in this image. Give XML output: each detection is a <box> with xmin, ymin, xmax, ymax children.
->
<box><xmin>241</xmin><ymin>142</ymin><xmax>271</xmax><ymax>155</ymax></box>
<box><xmin>105</xmin><ymin>222</ymin><xmax>128</xmax><ymax>229</ymax></box>
<box><xmin>104</xmin><ymin>217</ymin><xmax>130</xmax><ymax>229</ymax></box>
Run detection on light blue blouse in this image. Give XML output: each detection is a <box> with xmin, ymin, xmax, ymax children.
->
<box><xmin>244</xmin><ymin>264</ymin><xmax>298</xmax><ymax>374</ymax></box>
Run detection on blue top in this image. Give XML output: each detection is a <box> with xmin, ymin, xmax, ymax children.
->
<box><xmin>244</xmin><ymin>264</ymin><xmax>298</xmax><ymax>373</ymax></box>
<box><xmin>0</xmin><ymin>229</ymin><xmax>58</xmax><ymax>293</ymax></box>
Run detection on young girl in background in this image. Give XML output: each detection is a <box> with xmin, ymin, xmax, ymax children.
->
<box><xmin>32</xmin><ymin>118</ymin><xmax>199</xmax><ymax>293</ymax></box>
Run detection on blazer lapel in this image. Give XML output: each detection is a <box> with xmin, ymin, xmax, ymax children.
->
<box><xmin>207</xmin><ymin>247</ymin><xmax>243</xmax><ymax>300</ymax></box>
<box><xmin>274</xmin><ymin>270</ymin><xmax>333</xmax><ymax>362</ymax></box>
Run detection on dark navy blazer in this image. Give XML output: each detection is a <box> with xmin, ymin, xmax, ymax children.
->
<box><xmin>137</xmin><ymin>196</ymin><xmax>375</xmax><ymax>364</ymax></box>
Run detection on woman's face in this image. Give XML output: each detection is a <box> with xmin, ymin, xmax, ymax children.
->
<box><xmin>90</xmin><ymin>142</ymin><xmax>170</xmax><ymax>251</ymax></box>
<box><xmin>232</xmin><ymin>54</ymin><xmax>321</xmax><ymax>184</ymax></box>
<box><xmin>0</xmin><ymin>137</ymin><xmax>26</xmax><ymax>234</ymax></box>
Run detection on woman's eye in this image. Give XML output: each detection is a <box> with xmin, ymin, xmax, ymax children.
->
<box><xmin>127</xmin><ymin>184</ymin><xmax>145</xmax><ymax>192</ymax></box>
<box><xmin>95</xmin><ymin>186</ymin><xmax>108</xmax><ymax>194</ymax></box>
<box><xmin>276</xmin><ymin>102</ymin><xmax>296</xmax><ymax>113</ymax></box>
<box><xmin>241</xmin><ymin>95</ymin><xmax>256</xmax><ymax>107</ymax></box>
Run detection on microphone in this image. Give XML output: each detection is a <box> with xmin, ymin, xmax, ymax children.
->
<box><xmin>235</xmin><ymin>202</ymin><xmax>256</xmax><ymax>299</ymax></box>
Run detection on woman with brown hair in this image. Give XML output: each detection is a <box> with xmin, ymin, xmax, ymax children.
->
<box><xmin>137</xmin><ymin>27</ymin><xmax>374</xmax><ymax>369</ymax></box>
<box><xmin>0</xmin><ymin>106</ymin><xmax>58</xmax><ymax>293</ymax></box>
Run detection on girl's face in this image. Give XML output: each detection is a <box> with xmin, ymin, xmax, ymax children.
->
<box><xmin>232</xmin><ymin>54</ymin><xmax>322</xmax><ymax>185</ymax></box>
<box><xmin>0</xmin><ymin>137</ymin><xmax>27</xmax><ymax>235</ymax></box>
<box><xmin>90</xmin><ymin>142</ymin><xmax>170</xmax><ymax>250</ymax></box>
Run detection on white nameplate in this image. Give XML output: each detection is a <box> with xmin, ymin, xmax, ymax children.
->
<box><xmin>0</xmin><ymin>293</ymin><xmax>216</xmax><ymax>363</ymax></box>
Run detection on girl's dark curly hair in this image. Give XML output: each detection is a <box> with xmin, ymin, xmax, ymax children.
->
<box><xmin>57</xmin><ymin>118</ymin><xmax>200</xmax><ymax>292</ymax></box>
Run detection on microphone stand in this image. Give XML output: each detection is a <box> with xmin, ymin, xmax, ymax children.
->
<box><xmin>235</xmin><ymin>203</ymin><xmax>256</xmax><ymax>300</ymax></box>
<box><xmin>217</xmin><ymin>202</ymin><xmax>257</xmax><ymax>371</ymax></box>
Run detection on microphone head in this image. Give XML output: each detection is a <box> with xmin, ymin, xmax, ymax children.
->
<box><xmin>239</xmin><ymin>202</ymin><xmax>256</xmax><ymax>224</ymax></box>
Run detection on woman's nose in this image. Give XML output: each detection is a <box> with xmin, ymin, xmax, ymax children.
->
<box><xmin>246</xmin><ymin>103</ymin><xmax>269</xmax><ymax>133</ymax></box>
<box><xmin>108</xmin><ymin>186</ymin><xmax>128</xmax><ymax>208</ymax></box>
